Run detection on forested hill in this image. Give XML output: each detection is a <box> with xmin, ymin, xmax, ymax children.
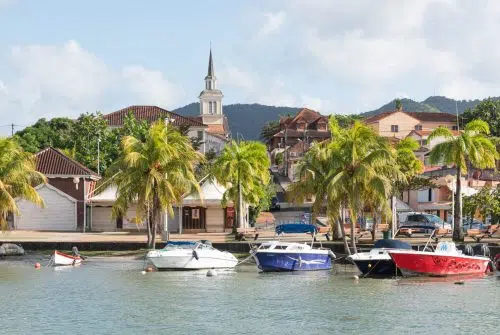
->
<box><xmin>362</xmin><ymin>96</ymin><xmax>500</xmax><ymax>117</ymax></box>
<box><xmin>174</xmin><ymin>103</ymin><xmax>301</xmax><ymax>140</ymax></box>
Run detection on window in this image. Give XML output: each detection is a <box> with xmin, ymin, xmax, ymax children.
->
<box><xmin>415</xmin><ymin>125</ymin><xmax>422</xmax><ymax>131</ymax></box>
<box><xmin>452</xmin><ymin>125</ymin><xmax>458</xmax><ymax>130</ymax></box>
<box><xmin>192</xmin><ymin>208</ymin><xmax>200</xmax><ymax>219</ymax></box>
<box><xmin>197</xmin><ymin>131</ymin><xmax>203</xmax><ymax>140</ymax></box>
<box><xmin>208</xmin><ymin>102</ymin><xmax>214</xmax><ymax>114</ymax></box>
<box><xmin>417</xmin><ymin>189</ymin><xmax>433</xmax><ymax>202</ymax></box>
<box><xmin>213</xmin><ymin>101</ymin><xmax>217</xmax><ymax>114</ymax></box>
<box><xmin>391</xmin><ymin>125</ymin><xmax>399</xmax><ymax>133</ymax></box>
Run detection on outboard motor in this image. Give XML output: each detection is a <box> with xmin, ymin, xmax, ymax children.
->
<box><xmin>480</xmin><ymin>244</ymin><xmax>490</xmax><ymax>257</ymax></box>
<box><xmin>72</xmin><ymin>246</ymin><xmax>80</xmax><ymax>257</ymax></box>
<box><xmin>464</xmin><ymin>244</ymin><xmax>474</xmax><ymax>256</ymax></box>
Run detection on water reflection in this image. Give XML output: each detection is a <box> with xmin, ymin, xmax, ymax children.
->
<box><xmin>0</xmin><ymin>257</ymin><xmax>498</xmax><ymax>335</ymax></box>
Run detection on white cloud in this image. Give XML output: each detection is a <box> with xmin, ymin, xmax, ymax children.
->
<box><xmin>219</xmin><ymin>65</ymin><xmax>255</xmax><ymax>92</ymax></box>
<box><xmin>264</xmin><ymin>0</ymin><xmax>500</xmax><ymax>108</ymax></box>
<box><xmin>0</xmin><ymin>40</ymin><xmax>183</xmax><ymax>131</ymax></box>
<box><xmin>122</xmin><ymin>65</ymin><xmax>184</xmax><ymax>107</ymax></box>
<box><xmin>255</xmin><ymin>11</ymin><xmax>286</xmax><ymax>40</ymax></box>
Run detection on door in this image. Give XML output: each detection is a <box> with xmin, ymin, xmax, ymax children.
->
<box><xmin>183</xmin><ymin>207</ymin><xmax>206</xmax><ymax>230</ymax></box>
<box><xmin>15</xmin><ymin>185</ymin><xmax>76</xmax><ymax>231</ymax></box>
<box><xmin>90</xmin><ymin>206</ymin><xmax>115</xmax><ymax>232</ymax></box>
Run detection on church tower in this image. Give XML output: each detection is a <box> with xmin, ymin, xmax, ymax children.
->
<box><xmin>199</xmin><ymin>48</ymin><xmax>227</xmax><ymax>136</ymax></box>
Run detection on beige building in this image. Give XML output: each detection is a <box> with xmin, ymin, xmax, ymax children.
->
<box><xmin>364</xmin><ymin>108</ymin><xmax>458</xmax><ymax>139</ymax></box>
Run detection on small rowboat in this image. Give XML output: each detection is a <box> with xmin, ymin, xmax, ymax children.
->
<box><xmin>52</xmin><ymin>250</ymin><xmax>82</xmax><ymax>266</ymax></box>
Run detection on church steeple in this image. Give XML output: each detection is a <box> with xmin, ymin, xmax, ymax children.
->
<box><xmin>205</xmin><ymin>48</ymin><xmax>216</xmax><ymax>90</ymax></box>
<box><xmin>207</xmin><ymin>48</ymin><xmax>214</xmax><ymax>78</ymax></box>
<box><xmin>199</xmin><ymin>47</ymin><xmax>223</xmax><ymax>121</ymax></box>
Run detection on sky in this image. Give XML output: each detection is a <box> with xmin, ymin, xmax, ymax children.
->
<box><xmin>1</xmin><ymin>0</ymin><xmax>500</xmax><ymax>135</ymax></box>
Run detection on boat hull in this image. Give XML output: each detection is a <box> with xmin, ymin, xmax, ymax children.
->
<box><xmin>53</xmin><ymin>251</ymin><xmax>82</xmax><ymax>266</ymax></box>
<box><xmin>389</xmin><ymin>251</ymin><xmax>490</xmax><ymax>277</ymax></box>
<box><xmin>147</xmin><ymin>250</ymin><xmax>238</xmax><ymax>270</ymax></box>
<box><xmin>254</xmin><ymin>251</ymin><xmax>332</xmax><ymax>272</ymax></box>
<box><xmin>351</xmin><ymin>259</ymin><xmax>400</xmax><ymax>277</ymax></box>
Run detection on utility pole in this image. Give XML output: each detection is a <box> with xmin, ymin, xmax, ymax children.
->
<box><xmin>97</xmin><ymin>136</ymin><xmax>101</xmax><ymax>175</ymax></box>
<box><xmin>11</xmin><ymin>123</ymin><xmax>14</xmax><ymax>136</ymax></box>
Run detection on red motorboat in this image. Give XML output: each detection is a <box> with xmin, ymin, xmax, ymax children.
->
<box><xmin>388</xmin><ymin>242</ymin><xmax>491</xmax><ymax>277</ymax></box>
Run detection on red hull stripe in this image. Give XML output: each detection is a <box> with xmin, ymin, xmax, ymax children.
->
<box><xmin>54</xmin><ymin>250</ymin><xmax>82</xmax><ymax>260</ymax></box>
<box><xmin>389</xmin><ymin>252</ymin><xmax>489</xmax><ymax>276</ymax></box>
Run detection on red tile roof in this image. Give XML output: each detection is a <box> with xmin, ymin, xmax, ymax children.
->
<box><xmin>103</xmin><ymin>105</ymin><xmax>207</xmax><ymax>128</ymax></box>
<box><xmin>364</xmin><ymin>110</ymin><xmax>457</xmax><ymax>123</ymax></box>
<box><xmin>36</xmin><ymin>147</ymin><xmax>99</xmax><ymax>178</ymax></box>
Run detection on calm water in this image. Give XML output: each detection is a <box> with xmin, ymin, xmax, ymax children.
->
<box><xmin>0</xmin><ymin>256</ymin><xmax>499</xmax><ymax>335</ymax></box>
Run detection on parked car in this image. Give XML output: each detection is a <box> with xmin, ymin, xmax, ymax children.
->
<box><xmin>462</xmin><ymin>219</ymin><xmax>486</xmax><ymax>231</ymax></box>
<box><xmin>400</xmin><ymin>213</ymin><xmax>450</xmax><ymax>234</ymax></box>
<box><xmin>270</xmin><ymin>197</ymin><xmax>280</xmax><ymax>211</ymax></box>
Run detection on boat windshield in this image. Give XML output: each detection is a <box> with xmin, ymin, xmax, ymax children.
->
<box><xmin>164</xmin><ymin>241</ymin><xmax>197</xmax><ymax>250</ymax></box>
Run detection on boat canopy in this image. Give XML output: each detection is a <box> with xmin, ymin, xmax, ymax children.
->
<box><xmin>275</xmin><ymin>224</ymin><xmax>317</xmax><ymax>235</ymax></box>
<box><xmin>165</xmin><ymin>241</ymin><xmax>198</xmax><ymax>248</ymax></box>
<box><xmin>374</xmin><ymin>239</ymin><xmax>412</xmax><ymax>250</ymax></box>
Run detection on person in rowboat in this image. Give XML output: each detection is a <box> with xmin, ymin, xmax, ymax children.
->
<box><xmin>72</xmin><ymin>246</ymin><xmax>86</xmax><ymax>260</ymax></box>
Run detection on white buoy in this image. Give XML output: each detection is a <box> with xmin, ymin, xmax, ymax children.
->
<box><xmin>141</xmin><ymin>270</ymin><xmax>147</xmax><ymax>275</ymax></box>
<box><xmin>353</xmin><ymin>275</ymin><xmax>359</xmax><ymax>280</ymax></box>
<box><xmin>206</xmin><ymin>269</ymin><xmax>217</xmax><ymax>277</ymax></box>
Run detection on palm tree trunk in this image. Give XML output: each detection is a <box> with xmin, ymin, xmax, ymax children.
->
<box><xmin>146</xmin><ymin>209</ymin><xmax>152</xmax><ymax>249</ymax></box>
<box><xmin>371</xmin><ymin>212</ymin><xmax>378</xmax><ymax>242</ymax></box>
<box><xmin>339</xmin><ymin>205</ymin><xmax>351</xmax><ymax>256</ymax></box>
<box><xmin>454</xmin><ymin>166</ymin><xmax>464</xmax><ymax>241</ymax></box>
<box><xmin>332</xmin><ymin>212</ymin><xmax>342</xmax><ymax>240</ymax></box>
<box><xmin>349</xmin><ymin>208</ymin><xmax>358</xmax><ymax>254</ymax></box>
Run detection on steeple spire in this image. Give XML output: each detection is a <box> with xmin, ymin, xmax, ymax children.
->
<box><xmin>207</xmin><ymin>48</ymin><xmax>214</xmax><ymax>78</ymax></box>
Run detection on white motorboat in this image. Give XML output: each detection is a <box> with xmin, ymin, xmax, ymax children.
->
<box><xmin>146</xmin><ymin>241</ymin><xmax>238</xmax><ymax>270</ymax></box>
<box><xmin>52</xmin><ymin>250</ymin><xmax>83</xmax><ymax>266</ymax></box>
<box><xmin>347</xmin><ymin>239</ymin><xmax>412</xmax><ymax>277</ymax></box>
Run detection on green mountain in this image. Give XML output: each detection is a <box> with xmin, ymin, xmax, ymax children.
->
<box><xmin>361</xmin><ymin>98</ymin><xmax>440</xmax><ymax>117</ymax></box>
<box><xmin>174</xmin><ymin>103</ymin><xmax>300</xmax><ymax>140</ymax></box>
<box><xmin>423</xmin><ymin>96</ymin><xmax>500</xmax><ymax>114</ymax></box>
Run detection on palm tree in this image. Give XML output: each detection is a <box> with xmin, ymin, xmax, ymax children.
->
<box><xmin>288</xmin><ymin>117</ymin><xmax>403</xmax><ymax>254</ymax></box>
<box><xmin>287</xmin><ymin>141</ymin><xmax>351</xmax><ymax>253</ymax></box>
<box><xmin>428</xmin><ymin>120</ymin><xmax>498</xmax><ymax>241</ymax></box>
<box><xmin>212</xmin><ymin>141</ymin><xmax>270</xmax><ymax>233</ymax></box>
<box><xmin>324</xmin><ymin>120</ymin><xmax>403</xmax><ymax>253</ymax></box>
<box><xmin>109</xmin><ymin>121</ymin><xmax>202</xmax><ymax>249</ymax></box>
<box><xmin>0</xmin><ymin>138</ymin><xmax>46</xmax><ymax>230</ymax></box>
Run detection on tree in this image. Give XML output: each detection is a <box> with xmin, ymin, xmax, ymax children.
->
<box><xmin>324</xmin><ymin>119</ymin><xmax>403</xmax><ymax>253</ymax></box>
<box><xmin>460</xmin><ymin>99</ymin><xmax>500</xmax><ymax>137</ymax></box>
<box><xmin>429</xmin><ymin>120</ymin><xmax>499</xmax><ymax>241</ymax></box>
<box><xmin>333</xmin><ymin>114</ymin><xmax>362</xmax><ymax>129</ymax></box>
<box><xmin>395</xmin><ymin>99</ymin><xmax>402</xmax><ymax>111</ymax></box>
<box><xmin>248</xmin><ymin>183</ymin><xmax>276</xmax><ymax>226</ymax></box>
<box><xmin>463</xmin><ymin>186</ymin><xmax>500</xmax><ymax>225</ymax></box>
<box><xmin>14</xmin><ymin>117</ymin><xmax>75</xmax><ymax>153</ymax></box>
<box><xmin>288</xmin><ymin>117</ymin><xmax>403</xmax><ymax>253</ymax></box>
<box><xmin>0</xmin><ymin>138</ymin><xmax>46</xmax><ymax>230</ymax></box>
<box><xmin>71</xmin><ymin>112</ymin><xmax>111</xmax><ymax>174</ymax></box>
<box><xmin>213</xmin><ymin>141</ymin><xmax>271</xmax><ymax>233</ymax></box>
<box><xmin>109</xmin><ymin>121</ymin><xmax>203</xmax><ymax>249</ymax></box>
<box><xmin>260</xmin><ymin>120</ymin><xmax>280</xmax><ymax>142</ymax></box>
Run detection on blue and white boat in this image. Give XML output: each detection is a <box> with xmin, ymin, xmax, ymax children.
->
<box><xmin>251</xmin><ymin>224</ymin><xmax>336</xmax><ymax>272</ymax></box>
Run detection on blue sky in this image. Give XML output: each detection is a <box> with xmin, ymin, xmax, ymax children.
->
<box><xmin>1</xmin><ymin>0</ymin><xmax>500</xmax><ymax>135</ymax></box>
